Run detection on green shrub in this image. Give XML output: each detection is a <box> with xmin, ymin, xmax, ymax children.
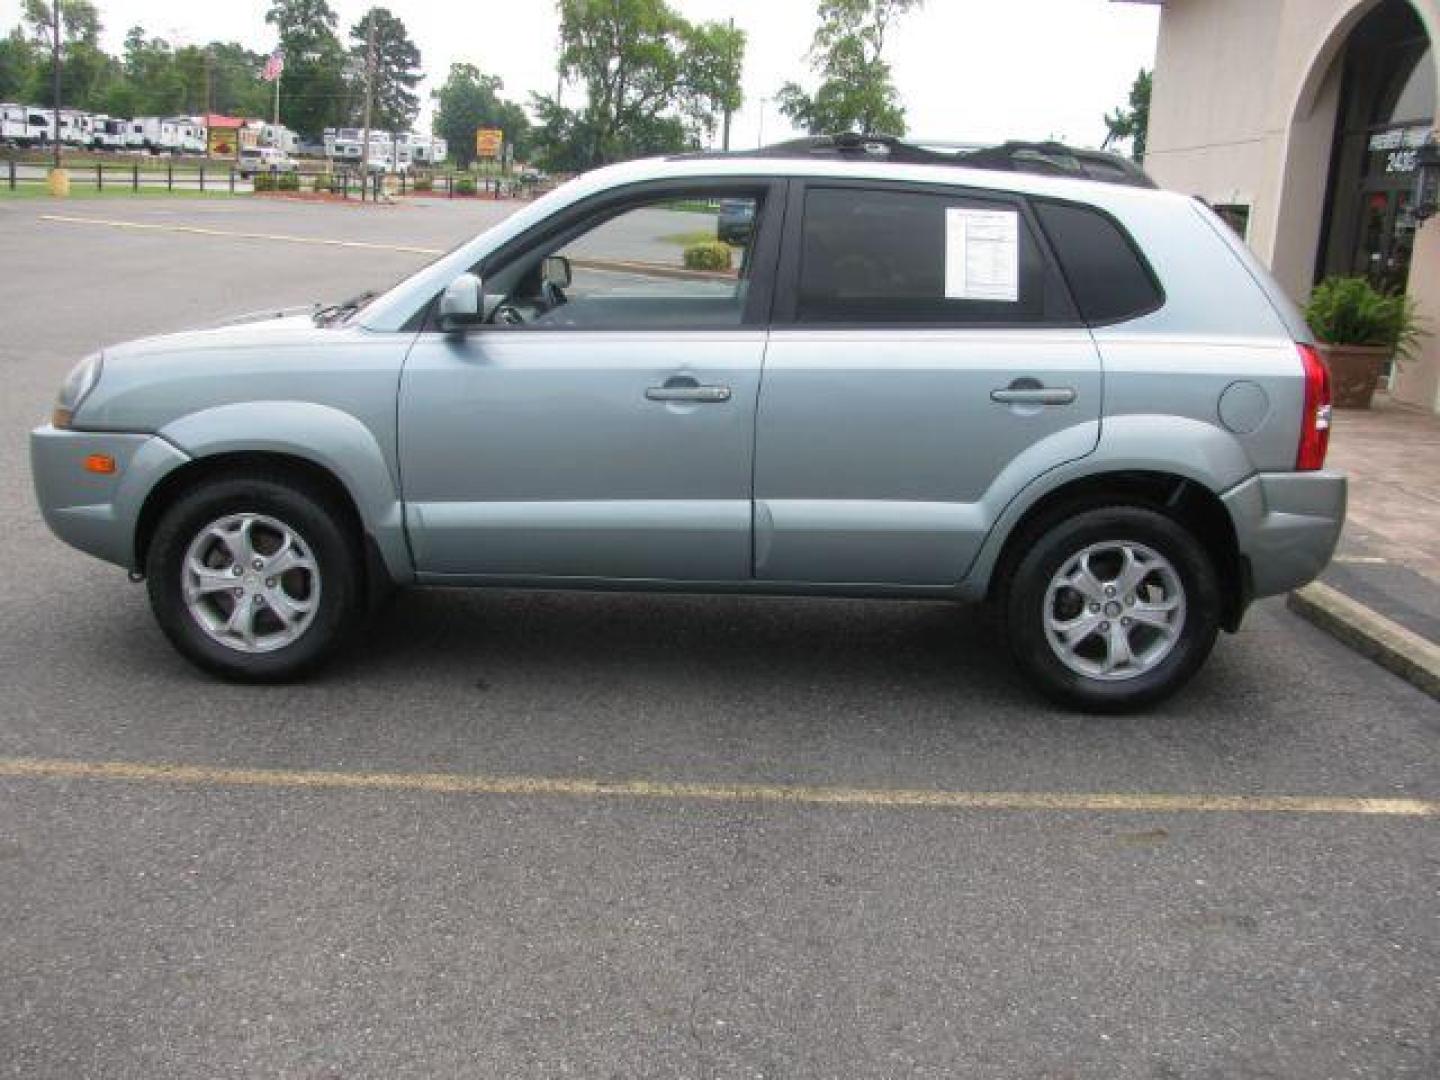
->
<box><xmin>454</xmin><ymin>176</ymin><xmax>477</xmax><ymax>196</ymax></box>
<box><xmin>683</xmin><ymin>241</ymin><xmax>731</xmax><ymax>272</ymax></box>
<box><xmin>1305</xmin><ymin>276</ymin><xmax>1426</xmax><ymax>360</ymax></box>
<box><xmin>412</xmin><ymin>174</ymin><xmax>433</xmax><ymax>192</ymax></box>
<box><xmin>252</xmin><ymin>171</ymin><xmax>299</xmax><ymax>193</ymax></box>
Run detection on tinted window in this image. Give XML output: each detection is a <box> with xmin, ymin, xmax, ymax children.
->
<box><xmin>1033</xmin><ymin>200</ymin><xmax>1162</xmax><ymax>324</ymax></box>
<box><xmin>796</xmin><ymin>187</ymin><xmax>1070</xmax><ymax>325</ymax></box>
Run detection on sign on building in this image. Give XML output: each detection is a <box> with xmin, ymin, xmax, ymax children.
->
<box><xmin>475</xmin><ymin>128</ymin><xmax>504</xmax><ymax>159</ymax></box>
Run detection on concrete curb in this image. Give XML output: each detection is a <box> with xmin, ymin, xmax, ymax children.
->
<box><xmin>1288</xmin><ymin>582</ymin><xmax>1440</xmax><ymax>700</ymax></box>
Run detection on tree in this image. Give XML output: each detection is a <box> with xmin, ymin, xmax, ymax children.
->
<box><xmin>348</xmin><ymin>8</ymin><xmax>422</xmax><ymax>132</ymax></box>
<box><xmin>207</xmin><ymin>42</ymin><xmax>274</xmax><ymax>117</ymax></box>
<box><xmin>265</xmin><ymin>0</ymin><xmax>347</xmax><ymax>136</ymax></box>
<box><xmin>776</xmin><ymin>0</ymin><xmax>919</xmax><ymax>137</ymax></box>
<box><xmin>432</xmin><ymin>64</ymin><xmax>535</xmax><ymax>167</ymax></box>
<box><xmin>0</xmin><ymin>27</ymin><xmax>39</xmax><ymax>101</ymax></box>
<box><xmin>23</xmin><ymin>0</ymin><xmax>100</xmax><ymax>47</ymax></box>
<box><xmin>681</xmin><ymin>18</ymin><xmax>745</xmax><ymax>146</ymax></box>
<box><xmin>533</xmin><ymin>0</ymin><xmax>746</xmax><ymax>169</ymax></box>
<box><xmin>1103</xmin><ymin>68</ymin><xmax>1152</xmax><ymax>163</ymax></box>
<box><xmin>21</xmin><ymin>0</ymin><xmax>111</xmax><ymax>109</ymax></box>
<box><xmin>432</xmin><ymin>63</ymin><xmax>531</xmax><ymax>168</ymax></box>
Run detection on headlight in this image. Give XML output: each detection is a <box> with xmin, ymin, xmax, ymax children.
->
<box><xmin>52</xmin><ymin>353</ymin><xmax>103</xmax><ymax>430</ymax></box>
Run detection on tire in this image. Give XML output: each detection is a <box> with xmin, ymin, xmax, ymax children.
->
<box><xmin>145</xmin><ymin>474</ymin><xmax>363</xmax><ymax>682</ymax></box>
<box><xmin>1001</xmin><ymin>506</ymin><xmax>1221</xmax><ymax>712</ymax></box>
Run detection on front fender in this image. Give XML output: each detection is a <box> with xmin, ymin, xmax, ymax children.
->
<box><xmin>158</xmin><ymin>401</ymin><xmax>412</xmax><ymax>581</ymax></box>
<box><xmin>957</xmin><ymin>414</ymin><xmax>1255</xmax><ymax>599</ymax></box>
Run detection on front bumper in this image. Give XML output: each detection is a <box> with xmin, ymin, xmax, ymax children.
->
<box><xmin>1222</xmin><ymin>470</ymin><xmax>1347</xmax><ymax>599</ymax></box>
<box><xmin>30</xmin><ymin>425</ymin><xmax>191</xmax><ymax>570</ymax></box>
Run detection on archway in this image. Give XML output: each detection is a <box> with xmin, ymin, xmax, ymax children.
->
<box><xmin>1314</xmin><ymin>1</ymin><xmax>1434</xmax><ymax>289</ymax></box>
<box><xmin>1268</xmin><ymin>0</ymin><xmax>1437</xmax><ymax>304</ymax></box>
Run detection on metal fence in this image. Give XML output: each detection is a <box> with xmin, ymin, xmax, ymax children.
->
<box><xmin>2</xmin><ymin>157</ymin><xmax>543</xmax><ymax>201</ymax></box>
<box><xmin>4</xmin><ymin>158</ymin><xmax>252</xmax><ymax>193</ymax></box>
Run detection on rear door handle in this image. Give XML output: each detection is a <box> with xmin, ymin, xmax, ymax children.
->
<box><xmin>990</xmin><ymin>386</ymin><xmax>1076</xmax><ymax>406</ymax></box>
<box><xmin>645</xmin><ymin>384</ymin><xmax>732</xmax><ymax>403</ymax></box>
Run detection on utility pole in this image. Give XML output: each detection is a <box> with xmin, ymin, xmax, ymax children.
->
<box><xmin>50</xmin><ymin>0</ymin><xmax>62</xmax><ymax>172</ymax></box>
<box><xmin>203</xmin><ymin>47</ymin><xmax>213</xmax><ymax>156</ymax></box>
<box><xmin>359</xmin><ymin>12</ymin><xmax>377</xmax><ymax>202</ymax></box>
<box><xmin>721</xmin><ymin>16</ymin><xmax>734</xmax><ymax>152</ymax></box>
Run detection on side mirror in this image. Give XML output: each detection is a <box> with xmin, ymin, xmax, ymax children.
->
<box><xmin>438</xmin><ymin>272</ymin><xmax>484</xmax><ymax>332</ymax></box>
<box><xmin>543</xmin><ymin>254</ymin><xmax>572</xmax><ymax>289</ymax></box>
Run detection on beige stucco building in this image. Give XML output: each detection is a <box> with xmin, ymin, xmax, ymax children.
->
<box><xmin>1125</xmin><ymin>0</ymin><xmax>1440</xmax><ymax>412</ymax></box>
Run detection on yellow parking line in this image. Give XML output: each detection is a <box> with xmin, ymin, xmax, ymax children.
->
<box><xmin>39</xmin><ymin>213</ymin><xmax>444</xmax><ymax>255</ymax></box>
<box><xmin>0</xmin><ymin>756</ymin><xmax>1434</xmax><ymax>817</ymax></box>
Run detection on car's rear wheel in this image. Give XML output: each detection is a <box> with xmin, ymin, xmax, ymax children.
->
<box><xmin>145</xmin><ymin>475</ymin><xmax>362</xmax><ymax>681</ymax></box>
<box><xmin>1002</xmin><ymin>506</ymin><xmax>1221</xmax><ymax>712</ymax></box>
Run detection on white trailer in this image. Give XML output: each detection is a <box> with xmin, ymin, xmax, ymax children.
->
<box><xmin>323</xmin><ymin>126</ymin><xmax>365</xmax><ymax>161</ymax></box>
<box><xmin>172</xmin><ymin>118</ymin><xmax>205</xmax><ymax>154</ymax></box>
<box><xmin>411</xmin><ymin>135</ymin><xmax>447</xmax><ymax>165</ymax></box>
<box><xmin>0</xmin><ymin>103</ymin><xmax>27</xmax><ymax>144</ymax></box>
<box><xmin>56</xmin><ymin>109</ymin><xmax>93</xmax><ymax>146</ymax></box>
<box><xmin>257</xmin><ymin>122</ymin><xmax>300</xmax><ymax>155</ymax></box>
<box><xmin>127</xmin><ymin>116</ymin><xmax>184</xmax><ymax>153</ymax></box>
<box><xmin>90</xmin><ymin>114</ymin><xmax>127</xmax><ymax>150</ymax></box>
<box><xmin>22</xmin><ymin>106</ymin><xmax>53</xmax><ymax>146</ymax></box>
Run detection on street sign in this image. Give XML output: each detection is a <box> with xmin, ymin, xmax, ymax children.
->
<box><xmin>475</xmin><ymin>128</ymin><xmax>503</xmax><ymax>159</ymax></box>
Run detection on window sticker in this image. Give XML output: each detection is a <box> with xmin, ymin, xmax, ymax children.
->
<box><xmin>945</xmin><ymin>208</ymin><xmax>1019</xmax><ymax>302</ymax></box>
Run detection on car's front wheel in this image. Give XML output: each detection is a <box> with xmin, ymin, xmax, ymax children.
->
<box><xmin>145</xmin><ymin>475</ymin><xmax>363</xmax><ymax>681</ymax></box>
<box><xmin>1002</xmin><ymin>506</ymin><xmax>1221</xmax><ymax>712</ymax></box>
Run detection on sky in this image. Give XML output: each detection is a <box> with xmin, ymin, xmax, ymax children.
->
<box><xmin>0</xmin><ymin>0</ymin><xmax>1161</xmax><ymax>150</ymax></box>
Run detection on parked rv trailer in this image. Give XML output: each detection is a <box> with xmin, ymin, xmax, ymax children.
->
<box><xmin>0</xmin><ymin>103</ymin><xmax>27</xmax><ymax>145</ymax></box>
<box><xmin>256</xmin><ymin>122</ymin><xmax>300</xmax><ymax>155</ymax></box>
<box><xmin>56</xmin><ymin>109</ymin><xmax>94</xmax><ymax>146</ymax></box>
<box><xmin>90</xmin><ymin>115</ymin><xmax>127</xmax><ymax>150</ymax></box>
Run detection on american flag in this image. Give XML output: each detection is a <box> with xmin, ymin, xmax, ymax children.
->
<box><xmin>261</xmin><ymin>48</ymin><xmax>284</xmax><ymax>83</ymax></box>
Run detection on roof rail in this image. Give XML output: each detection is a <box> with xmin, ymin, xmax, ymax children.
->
<box><xmin>675</xmin><ymin>133</ymin><xmax>1156</xmax><ymax>189</ymax></box>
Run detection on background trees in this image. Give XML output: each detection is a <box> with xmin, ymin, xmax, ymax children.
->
<box><xmin>527</xmin><ymin>0</ymin><xmax>745</xmax><ymax>171</ymax></box>
<box><xmin>1103</xmin><ymin>68</ymin><xmax>1152</xmax><ymax>163</ymax></box>
<box><xmin>431</xmin><ymin>63</ymin><xmax>531</xmax><ymax>168</ymax></box>
<box><xmin>263</xmin><ymin>0</ymin><xmax>346</xmax><ymax>135</ymax></box>
<box><xmin>349</xmin><ymin>7</ymin><xmax>422</xmax><ymax>133</ymax></box>
<box><xmin>0</xmin><ymin>0</ymin><xmax>427</xmax><ymax>140</ymax></box>
<box><xmin>776</xmin><ymin>0</ymin><xmax>919</xmax><ymax>137</ymax></box>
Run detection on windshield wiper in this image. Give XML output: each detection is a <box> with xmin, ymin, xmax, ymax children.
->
<box><xmin>313</xmin><ymin>290</ymin><xmax>377</xmax><ymax>326</ymax></box>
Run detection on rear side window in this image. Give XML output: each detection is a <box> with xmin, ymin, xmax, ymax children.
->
<box><xmin>1032</xmin><ymin>200</ymin><xmax>1163</xmax><ymax>324</ymax></box>
<box><xmin>795</xmin><ymin>186</ymin><xmax>1075</xmax><ymax>326</ymax></box>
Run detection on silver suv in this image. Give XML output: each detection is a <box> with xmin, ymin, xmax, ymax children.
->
<box><xmin>30</xmin><ymin>137</ymin><xmax>1345</xmax><ymax>710</ymax></box>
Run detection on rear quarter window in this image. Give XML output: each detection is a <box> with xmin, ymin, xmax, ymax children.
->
<box><xmin>1032</xmin><ymin>200</ymin><xmax>1163</xmax><ymax>325</ymax></box>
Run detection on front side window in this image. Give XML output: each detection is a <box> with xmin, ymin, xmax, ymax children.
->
<box><xmin>795</xmin><ymin>186</ymin><xmax>1065</xmax><ymax>325</ymax></box>
<box><xmin>484</xmin><ymin>189</ymin><xmax>765</xmax><ymax>330</ymax></box>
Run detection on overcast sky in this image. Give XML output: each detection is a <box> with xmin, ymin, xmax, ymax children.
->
<box><xmin>0</xmin><ymin>0</ymin><xmax>1160</xmax><ymax>148</ymax></box>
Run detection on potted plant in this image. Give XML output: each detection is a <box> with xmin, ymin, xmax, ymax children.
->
<box><xmin>1303</xmin><ymin>276</ymin><xmax>1426</xmax><ymax>408</ymax></box>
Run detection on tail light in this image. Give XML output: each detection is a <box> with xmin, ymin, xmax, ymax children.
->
<box><xmin>1296</xmin><ymin>343</ymin><xmax>1332</xmax><ymax>471</ymax></box>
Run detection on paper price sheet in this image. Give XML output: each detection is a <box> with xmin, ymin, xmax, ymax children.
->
<box><xmin>944</xmin><ymin>208</ymin><xmax>1019</xmax><ymax>302</ymax></box>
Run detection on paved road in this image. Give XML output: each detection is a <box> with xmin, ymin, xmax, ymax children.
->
<box><xmin>1</xmin><ymin>198</ymin><xmax>1437</xmax><ymax>1079</ymax></box>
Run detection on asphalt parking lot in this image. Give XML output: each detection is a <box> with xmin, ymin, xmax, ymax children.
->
<box><xmin>1</xmin><ymin>195</ymin><xmax>1437</xmax><ymax>1079</ymax></box>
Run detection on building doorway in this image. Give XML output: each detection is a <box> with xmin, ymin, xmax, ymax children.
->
<box><xmin>1318</xmin><ymin>1</ymin><xmax>1434</xmax><ymax>292</ymax></box>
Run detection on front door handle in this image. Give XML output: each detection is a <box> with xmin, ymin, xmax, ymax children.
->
<box><xmin>990</xmin><ymin>385</ymin><xmax>1076</xmax><ymax>406</ymax></box>
<box><xmin>645</xmin><ymin>384</ymin><xmax>732</xmax><ymax>403</ymax></box>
